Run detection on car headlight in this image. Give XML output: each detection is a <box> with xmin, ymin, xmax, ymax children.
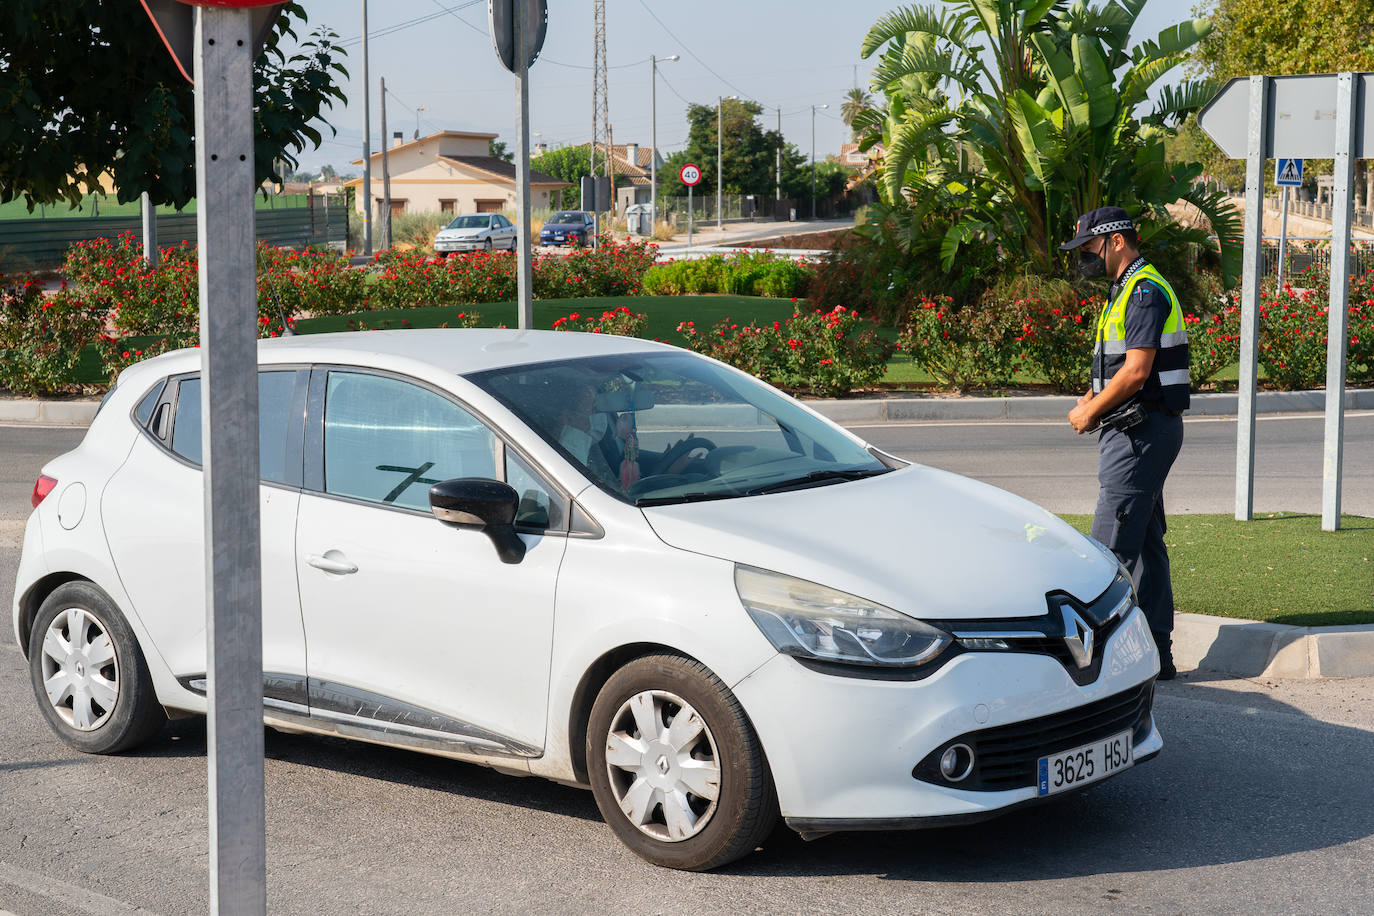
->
<box><xmin>735</xmin><ymin>565</ymin><xmax>952</xmax><ymax>668</ymax></box>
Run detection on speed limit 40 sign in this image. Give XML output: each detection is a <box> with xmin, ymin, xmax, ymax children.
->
<box><xmin>680</xmin><ymin>163</ymin><xmax>702</xmax><ymax>186</ymax></box>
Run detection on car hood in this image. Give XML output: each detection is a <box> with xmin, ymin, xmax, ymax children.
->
<box><xmin>437</xmin><ymin>228</ymin><xmax>487</xmax><ymax>239</ymax></box>
<box><xmin>641</xmin><ymin>464</ymin><xmax>1115</xmax><ymax>621</ymax></box>
<box><xmin>542</xmin><ymin>222</ymin><xmax>584</xmax><ymax>231</ymax></box>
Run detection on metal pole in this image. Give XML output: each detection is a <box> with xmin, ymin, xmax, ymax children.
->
<box><xmin>687</xmin><ymin>184</ymin><xmax>693</xmax><ymax>250</ymax></box>
<box><xmin>650</xmin><ymin>56</ymin><xmax>657</xmax><ymax>231</ymax></box>
<box><xmin>514</xmin><ymin>0</ymin><xmax>533</xmax><ymax>330</ymax></box>
<box><xmin>380</xmin><ymin>77</ymin><xmax>391</xmax><ymax>251</ymax></box>
<box><xmin>141</xmin><ymin>191</ymin><xmax>159</xmax><ymax>268</ymax></box>
<box><xmin>193</xmin><ymin>8</ymin><xmax>265</xmax><ymax>913</ymax></box>
<box><xmin>1322</xmin><ymin>72</ymin><xmax>1357</xmax><ymax>531</ymax></box>
<box><xmin>811</xmin><ymin>105</ymin><xmax>817</xmax><ymax>219</ymax></box>
<box><xmin>1235</xmin><ymin>75</ymin><xmax>1268</xmax><ymax>521</ymax></box>
<box><xmin>775</xmin><ymin>107</ymin><xmax>781</xmax><ymax>202</ymax></box>
<box><xmin>361</xmin><ymin>0</ymin><xmax>372</xmax><ymax>257</ymax></box>
<box><xmin>1277</xmin><ymin>188</ymin><xmax>1290</xmax><ymax>287</ymax></box>
<box><xmin>717</xmin><ymin>97</ymin><xmax>723</xmax><ymax>231</ymax></box>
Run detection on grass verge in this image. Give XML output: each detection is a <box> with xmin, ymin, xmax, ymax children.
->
<box><xmin>1059</xmin><ymin>512</ymin><xmax>1373</xmax><ymax>627</ymax></box>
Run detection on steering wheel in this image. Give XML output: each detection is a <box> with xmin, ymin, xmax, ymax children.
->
<box><xmin>651</xmin><ymin>436</ymin><xmax>716</xmax><ymax>476</ymax></box>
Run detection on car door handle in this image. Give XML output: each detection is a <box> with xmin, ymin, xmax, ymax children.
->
<box><xmin>307</xmin><ymin>552</ymin><xmax>358</xmax><ymax>575</ymax></box>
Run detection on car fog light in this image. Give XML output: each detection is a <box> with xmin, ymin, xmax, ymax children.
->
<box><xmin>939</xmin><ymin>744</ymin><xmax>974</xmax><ymax>782</ymax></box>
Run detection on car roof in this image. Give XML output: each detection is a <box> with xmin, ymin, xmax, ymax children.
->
<box><xmin>116</xmin><ymin>329</ymin><xmax>674</xmax><ymax>388</ymax></box>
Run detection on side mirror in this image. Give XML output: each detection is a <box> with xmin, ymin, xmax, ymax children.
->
<box><xmin>429</xmin><ymin>478</ymin><xmax>526</xmax><ymax>564</ymax></box>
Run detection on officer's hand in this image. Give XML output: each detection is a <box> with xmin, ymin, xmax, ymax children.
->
<box><xmin>1077</xmin><ymin>391</ymin><xmax>1093</xmax><ymax>407</ymax></box>
<box><xmin>1068</xmin><ymin>403</ymin><xmax>1096</xmax><ymax>435</ymax></box>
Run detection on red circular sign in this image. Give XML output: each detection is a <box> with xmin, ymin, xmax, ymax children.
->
<box><xmin>680</xmin><ymin>163</ymin><xmax>702</xmax><ymax>187</ymax></box>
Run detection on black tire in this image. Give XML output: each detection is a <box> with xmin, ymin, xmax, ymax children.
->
<box><xmin>28</xmin><ymin>582</ymin><xmax>166</xmax><ymax>754</ymax></box>
<box><xmin>587</xmin><ymin>654</ymin><xmax>778</xmax><ymax>870</ymax></box>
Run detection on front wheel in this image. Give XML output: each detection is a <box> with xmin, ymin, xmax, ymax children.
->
<box><xmin>587</xmin><ymin>654</ymin><xmax>777</xmax><ymax>870</ymax></box>
<box><xmin>28</xmin><ymin>582</ymin><xmax>166</xmax><ymax>754</ymax></box>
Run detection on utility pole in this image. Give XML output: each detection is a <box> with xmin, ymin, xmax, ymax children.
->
<box><xmin>592</xmin><ymin>0</ymin><xmax>608</xmax><ymax>187</ymax></box>
<box><xmin>775</xmin><ymin>106</ymin><xmax>782</xmax><ymax>203</ymax></box>
<box><xmin>650</xmin><ymin>54</ymin><xmax>679</xmax><ymax>231</ymax></box>
<box><xmin>811</xmin><ymin>103</ymin><xmax>828</xmax><ymax>219</ymax></box>
<box><xmin>380</xmin><ymin>76</ymin><xmax>391</xmax><ymax>250</ymax></box>
<box><xmin>361</xmin><ymin>0</ymin><xmax>372</xmax><ymax>256</ymax></box>
<box><xmin>716</xmin><ymin>95</ymin><xmax>736</xmax><ymax>230</ymax></box>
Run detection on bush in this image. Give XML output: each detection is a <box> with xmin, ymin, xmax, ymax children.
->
<box><xmin>534</xmin><ymin>236</ymin><xmax>658</xmax><ymax>298</ymax></box>
<box><xmin>899</xmin><ymin>297</ymin><xmax>1028</xmax><ymax>391</ymax></box>
<box><xmin>678</xmin><ymin>305</ymin><xmax>893</xmax><ymax>397</ymax></box>
<box><xmin>551</xmin><ymin>305</ymin><xmax>648</xmax><ymax>337</ymax></box>
<box><xmin>640</xmin><ymin>251</ymin><xmax>812</xmax><ymax>298</ymax></box>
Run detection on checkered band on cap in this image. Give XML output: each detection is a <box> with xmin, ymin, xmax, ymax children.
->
<box><xmin>1092</xmin><ymin>219</ymin><xmax>1134</xmax><ymax>236</ymax></box>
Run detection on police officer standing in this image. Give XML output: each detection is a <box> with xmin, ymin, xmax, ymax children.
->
<box><xmin>1061</xmin><ymin>207</ymin><xmax>1189</xmax><ymax>680</ymax></box>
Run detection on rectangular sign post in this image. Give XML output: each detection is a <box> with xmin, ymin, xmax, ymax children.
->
<box><xmin>1199</xmin><ymin>72</ymin><xmax>1372</xmax><ymax>531</ymax></box>
<box><xmin>1274</xmin><ymin>159</ymin><xmax>1302</xmax><ymax>287</ymax></box>
<box><xmin>193</xmin><ymin>6</ymin><xmax>266</xmax><ymax>914</ymax></box>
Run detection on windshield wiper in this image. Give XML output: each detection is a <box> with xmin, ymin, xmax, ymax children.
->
<box><xmin>634</xmin><ymin>489</ymin><xmax>738</xmax><ymax>507</ymax></box>
<box><xmin>743</xmin><ymin>467</ymin><xmax>890</xmax><ymax>496</ymax></box>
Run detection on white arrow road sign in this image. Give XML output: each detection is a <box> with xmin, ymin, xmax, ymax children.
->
<box><xmin>1198</xmin><ymin>73</ymin><xmax>1373</xmax><ymax>158</ymax></box>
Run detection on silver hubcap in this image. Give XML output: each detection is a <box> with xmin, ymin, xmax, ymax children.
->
<box><xmin>40</xmin><ymin>608</ymin><xmax>119</xmax><ymax>731</ymax></box>
<box><xmin>604</xmin><ymin>690</ymin><xmax>721</xmax><ymax>843</ymax></box>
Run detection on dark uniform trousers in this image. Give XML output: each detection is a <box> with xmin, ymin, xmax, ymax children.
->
<box><xmin>1089</xmin><ymin>410</ymin><xmax>1184</xmax><ymax>636</ymax></box>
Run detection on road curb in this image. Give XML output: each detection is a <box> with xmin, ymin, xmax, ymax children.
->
<box><xmin>1174</xmin><ymin>613</ymin><xmax>1374</xmax><ymax>679</ymax></box>
<box><xmin>804</xmin><ymin>387</ymin><xmax>1374</xmax><ymax>423</ymax></box>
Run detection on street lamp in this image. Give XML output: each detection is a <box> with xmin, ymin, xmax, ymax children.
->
<box><xmin>773</xmin><ymin>106</ymin><xmax>782</xmax><ymax>203</ymax></box>
<box><xmin>718</xmin><ymin>94</ymin><xmax>737</xmax><ymax>230</ymax></box>
<box><xmin>650</xmin><ymin>54</ymin><xmax>679</xmax><ymax>231</ymax></box>
<box><xmin>811</xmin><ymin>103</ymin><xmax>828</xmax><ymax>220</ymax></box>
<box><xmin>414</xmin><ymin>106</ymin><xmax>424</xmax><ymax>140</ymax></box>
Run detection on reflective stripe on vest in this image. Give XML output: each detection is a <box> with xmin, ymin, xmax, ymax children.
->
<box><xmin>1091</xmin><ymin>264</ymin><xmax>1190</xmax><ymax>410</ymax></box>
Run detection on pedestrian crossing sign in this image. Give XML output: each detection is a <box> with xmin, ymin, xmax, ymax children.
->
<box><xmin>1275</xmin><ymin>158</ymin><xmax>1304</xmax><ymax>186</ymax></box>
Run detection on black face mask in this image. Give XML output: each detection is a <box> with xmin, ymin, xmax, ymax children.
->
<box><xmin>1079</xmin><ymin>247</ymin><xmax>1106</xmax><ymax>279</ymax></box>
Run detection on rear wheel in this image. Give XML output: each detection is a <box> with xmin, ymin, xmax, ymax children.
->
<box><xmin>28</xmin><ymin>582</ymin><xmax>165</xmax><ymax>754</ymax></box>
<box><xmin>587</xmin><ymin>654</ymin><xmax>777</xmax><ymax>870</ymax></box>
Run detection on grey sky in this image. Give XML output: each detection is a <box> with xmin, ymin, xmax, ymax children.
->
<box><xmin>295</xmin><ymin>0</ymin><xmax>1200</xmax><ymax>175</ymax></box>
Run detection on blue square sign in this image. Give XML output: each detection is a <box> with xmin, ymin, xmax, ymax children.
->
<box><xmin>1275</xmin><ymin>158</ymin><xmax>1304</xmax><ymax>187</ymax></box>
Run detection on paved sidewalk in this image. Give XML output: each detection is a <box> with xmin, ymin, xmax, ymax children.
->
<box><xmin>4</xmin><ymin>386</ymin><xmax>1371</xmax><ymax>678</ymax></box>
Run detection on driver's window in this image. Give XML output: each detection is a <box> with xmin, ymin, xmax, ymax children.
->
<box><xmin>323</xmin><ymin>372</ymin><xmax>497</xmax><ymax>511</ymax></box>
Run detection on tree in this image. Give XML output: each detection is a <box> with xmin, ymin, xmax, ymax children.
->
<box><xmin>858</xmin><ymin>1</ymin><xmax>1241</xmax><ymax>283</ymax></box>
<box><xmin>1191</xmin><ymin>0</ymin><xmax>1374</xmax><ymax>200</ymax></box>
<box><xmin>841</xmin><ymin>88</ymin><xmax>875</xmax><ymax>139</ymax></box>
<box><xmin>528</xmin><ymin>145</ymin><xmax>591</xmax><ymax>208</ymax></box>
<box><xmin>489</xmin><ymin>139</ymin><xmax>514</xmax><ymax>162</ymax></box>
<box><xmin>657</xmin><ymin>99</ymin><xmax>809</xmax><ymax>201</ymax></box>
<box><xmin>0</xmin><ymin>1</ymin><xmax>347</xmax><ymax>209</ymax></box>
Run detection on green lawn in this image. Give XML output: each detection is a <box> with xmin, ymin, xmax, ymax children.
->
<box><xmin>294</xmin><ymin>295</ymin><xmax>802</xmax><ymax>346</ymax></box>
<box><xmin>1060</xmin><ymin>512</ymin><xmax>1374</xmax><ymax>627</ymax></box>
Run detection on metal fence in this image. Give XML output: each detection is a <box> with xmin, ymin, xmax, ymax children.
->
<box><xmin>0</xmin><ymin>194</ymin><xmax>348</xmax><ymax>272</ymax></box>
<box><xmin>1250</xmin><ymin>238</ymin><xmax>1374</xmax><ymax>280</ymax></box>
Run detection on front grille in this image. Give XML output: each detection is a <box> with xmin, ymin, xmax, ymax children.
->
<box><xmin>913</xmin><ymin>680</ymin><xmax>1154</xmax><ymax>791</ymax></box>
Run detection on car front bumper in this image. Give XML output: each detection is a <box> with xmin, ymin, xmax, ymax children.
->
<box><xmin>435</xmin><ymin>239</ymin><xmax>487</xmax><ymax>252</ymax></box>
<box><xmin>731</xmin><ymin>606</ymin><xmax>1162</xmax><ymax>824</ymax></box>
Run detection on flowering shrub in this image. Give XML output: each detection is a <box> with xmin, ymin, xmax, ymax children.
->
<box><xmin>0</xmin><ymin>278</ymin><xmax>111</xmax><ymax>396</ymax></box>
<box><xmin>369</xmin><ymin>250</ymin><xmax>517</xmax><ymax>310</ymax></box>
<box><xmin>535</xmin><ymin>237</ymin><xmax>658</xmax><ymax>298</ymax></box>
<box><xmin>899</xmin><ymin>297</ymin><xmax>1029</xmax><ymax>390</ymax></box>
<box><xmin>551</xmin><ymin>305</ymin><xmax>648</xmax><ymax>337</ymax></box>
<box><xmin>678</xmin><ymin>306</ymin><xmax>893</xmax><ymax>397</ymax></box>
<box><xmin>1258</xmin><ymin>285</ymin><xmax>1374</xmax><ymax>389</ymax></box>
<box><xmin>642</xmin><ymin>251</ymin><xmax>812</xmax><ymax>298</ymax></box>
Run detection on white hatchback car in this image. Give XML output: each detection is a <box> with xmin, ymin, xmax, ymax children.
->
<box><xmin>14</xmin><ymin>330</ymin><xmax>1161</xmax><ymax>870</ymax></box>
<box><xmin>433</xmin><ymin>213</ymin><xmax>518</xmax><ymax>253</ymax></box>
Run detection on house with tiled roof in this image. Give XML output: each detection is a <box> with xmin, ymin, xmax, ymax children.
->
<box><xmin>345</xmin><ymin>130</ymin><xmax>569</xmax><ymax>221</ymax></box>
<box><xmin>538</xmin><ymin>142</ymin><xmax>665</xmax><ymax>212</ymax></box>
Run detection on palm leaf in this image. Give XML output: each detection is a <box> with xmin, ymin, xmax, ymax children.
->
<box><xmin>861</xmin><ymin>5</ymin><xmax>974</xmax><ymax>59</ymax></box>
<box><xmin>1181</xmin><ymin>185</ymin><xmax>1245</xmax><ymax>288</ymax></box>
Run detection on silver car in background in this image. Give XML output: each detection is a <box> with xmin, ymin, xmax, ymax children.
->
<box><xmin>434</xmin><ymin>213</ymin><xmax>518</xmax><ymax>254</ymax></box>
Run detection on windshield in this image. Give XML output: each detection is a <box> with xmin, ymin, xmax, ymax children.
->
<box><xmin>550</xmin><ymin>211</ymin><xmax>584</xmax><ymax>224</ymax></box>
<box><xmin>446</xmin><ymin>215</ymin><xmax>491</xmax><ymax>229</ymax></box>
<box><xmin>468</xmin><ymin>352</ymin><xmax>891</xmax><ymax>506</ymax></box>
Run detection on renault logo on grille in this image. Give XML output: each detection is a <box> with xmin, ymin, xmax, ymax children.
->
<box><xmin>1061</xmin><ymin>606</ymin><xmax>1095</xmax><ymax>669</ymax></box>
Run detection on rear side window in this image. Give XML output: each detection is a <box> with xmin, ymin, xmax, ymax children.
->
<box><xmin>167</xmin><ymin>371</ymin><xmax>299</xmax><ymax>484</ymax></box>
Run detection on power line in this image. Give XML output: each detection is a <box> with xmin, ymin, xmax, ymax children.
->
<box><xmin>338</xmin><ymin>1</ymin><xmax>484</xmax><ymax>47</ymax></box>
<box><xmin>634</xmin><ymin>0</ymin><xmax>756</xmax><ymax>103</ymax></box>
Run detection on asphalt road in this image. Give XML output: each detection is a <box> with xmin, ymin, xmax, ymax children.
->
<box><xmin>3</xmin><ymin>419</ymin><xmax>1374</xmax><ymax>914</ymax></box>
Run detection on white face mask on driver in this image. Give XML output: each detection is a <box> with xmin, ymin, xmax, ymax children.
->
<box><xmin>558</xmin><ymin>413</ymin><xmax>609</xmax><ymax>462</ymax></box>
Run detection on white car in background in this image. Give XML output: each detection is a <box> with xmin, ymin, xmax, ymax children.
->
<box><xmin>13</xmin><ymin>330</ymin><xmax>1162</xmax><ymax>871</ymax></box>
<box><xmin>433</xmin><ymin>213</ymin><xmax>517</xmax><ymax>253</ymax></box>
